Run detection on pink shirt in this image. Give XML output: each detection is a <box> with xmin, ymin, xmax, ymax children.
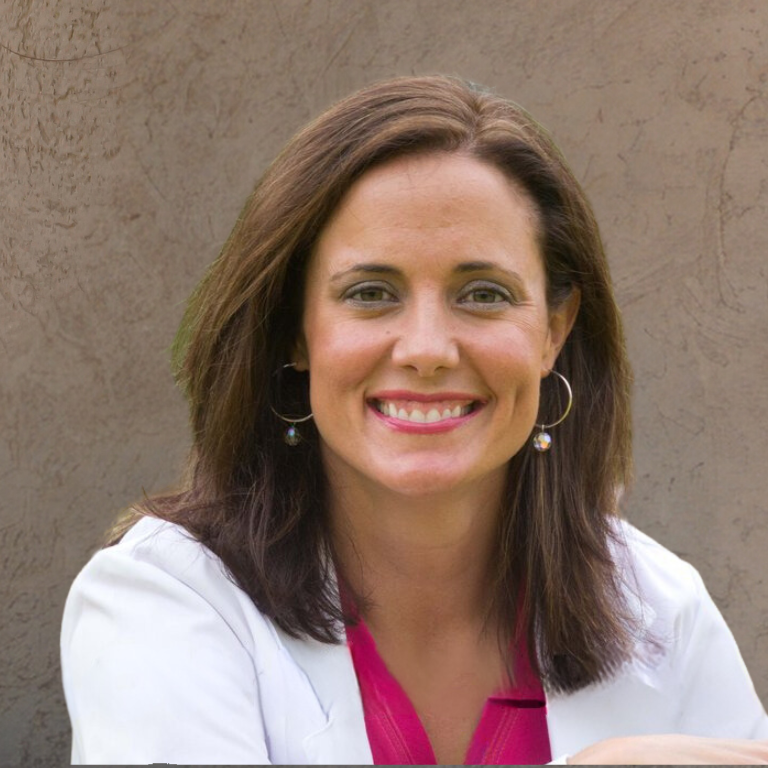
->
<box><xmin>345</xmin><ymin>617</ymin><xmax>552</xmax><ymax>765</ymax></box>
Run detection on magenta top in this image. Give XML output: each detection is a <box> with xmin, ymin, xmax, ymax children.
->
<box><xmin>345</xmin><ymin>617</ymin><xmax>552</xmax><ymax>765</ymax></box>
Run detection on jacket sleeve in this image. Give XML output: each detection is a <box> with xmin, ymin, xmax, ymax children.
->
<box><xmin>674</xmin><ymin>565</ymin><xmax>768</xmax><ymax>739</ymax></box>
<box><xmin>61</xmin><ymin>545</ymin><xmax>273</xmax><ymax>765</ymax></box>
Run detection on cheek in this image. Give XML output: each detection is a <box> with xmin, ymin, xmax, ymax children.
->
<box><xmin>480</xmin><ymin>335</ymin><xmax>544</xmax><ymax>421</ymax></box>
<box><xmin>477</xmin><ymin>327</ymin><xmax>544</xmax><ymax>381</ymax></box>
<box><xmin>305</xmin><ymin>321</ymin><xmax>384</xmax><ymax>408</ymax></box>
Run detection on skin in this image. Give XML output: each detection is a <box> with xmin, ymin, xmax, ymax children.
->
<box><xmin>297</xmin><ymin>152</ymin><xmax>575</xmax><ymax>503</ymax></box>
<box><xmin>569</xmin><ymin>735</ymin><xmax>768</xmax><ymax>764</ymax></box>
<box><xmin>294</xmin><ymin>152</ymin><xmax>768</xmax><ymax>765</ymax></box>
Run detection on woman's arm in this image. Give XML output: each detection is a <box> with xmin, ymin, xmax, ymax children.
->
<box><xmin>569</xmin><ymin>734</ymin><xmax>768</xmax><ymax>764</ymax></box>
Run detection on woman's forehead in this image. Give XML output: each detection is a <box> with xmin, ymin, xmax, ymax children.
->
<box><xmin>308</xmin><ymin>153</ymin><xmax>542</xmax><ymax>275</ymax></box>
<box><xmin>335</xmin><ymin>152</ymin><xmax>535</xmax><ymax>216</ymax></box>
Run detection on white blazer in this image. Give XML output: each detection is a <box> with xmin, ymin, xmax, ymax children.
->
<box><xmin>61</xmin><ymin>517</ymin><xmax>768</xmax><ymax>765</ymax></box>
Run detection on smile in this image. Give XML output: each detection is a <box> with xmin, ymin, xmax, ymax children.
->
<box><xmin>371</xmin><ymin>399</ymin><xmax>476</xmax><ymax>424</ymax></box>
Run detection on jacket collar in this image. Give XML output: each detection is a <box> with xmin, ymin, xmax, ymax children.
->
<box><xmin>275</xmin><ymin>522</ymin><xmax>664</xmax><ymax>764</ymax></box>
<box><xmin>276</xmin><ymin>559</ymin><xmax>372</xmax><ymax>764</ymax></box>
<box><xmin>278</xmin><ymin>628</ymin><xmax>373</xmax><ymax>764</ymax></box>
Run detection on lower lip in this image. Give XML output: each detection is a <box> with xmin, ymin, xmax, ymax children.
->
<box><xmin>368</xmin><ymin>403</ymin><xmax>483</xmax><ymax>434</ymax></box>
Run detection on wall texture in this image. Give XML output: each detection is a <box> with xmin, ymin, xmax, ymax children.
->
<box><xmin>1</xmin><ymin>0</ymin><xmax>767</xmax><ymax>763</ymax></box>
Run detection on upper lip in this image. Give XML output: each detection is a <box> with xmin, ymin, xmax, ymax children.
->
<box><xmin>368</xmin><ymin>390</ymin><xmax>485</xmax><ymax>403</ymax></box>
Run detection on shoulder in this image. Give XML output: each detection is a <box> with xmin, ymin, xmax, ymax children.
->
<box><xmin>61</xmin><ymin>517</ymin><xmax>281</xmax><ymax>762</ymax></box>
<box><xmin>62</xmin><ymin>515</ymin><xmax>283</xmax><ymax>669</ymax></box>
<box><xmin>97</xmin><ymin>515</ymin><xmax>238</xmax><ymax>592</ymax></box>
<box><xmin>546</xmin><ymin>518</ymin><xmax>768</xmax><ymax>751</ymax></box>
<box><xmin>97</xmin><ymin>514</ymin><xmax>232</xmax><ymax>582</ymax></box>
<box><xmin>613</xmin><ymin>518</ymin><xmax>695</xmax><ymax>577</ymax></box>
<box><xmin>610</xmin><ymin>518</ymin><xmax>706</xmax><ymax>619</ymax></box>
<box><xmin>609</xmin><ymin>518</ymin><xmax>754</xmax><ymax>694</ymax></box>
<box><xmin>61</xmin><ymin>516</ymin><xmax>371</xmax><ymax>763</ymax></box>
<box><xmin>605</xmin><ymin>518</ymin><xmax>720</xmax><ymax>677</ymax></box>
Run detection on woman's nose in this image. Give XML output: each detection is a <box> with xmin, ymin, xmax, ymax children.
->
<box><xmin>390</xmin><ymin>299</ymin><xmax>460</xmax><ymax>376</ymax></box>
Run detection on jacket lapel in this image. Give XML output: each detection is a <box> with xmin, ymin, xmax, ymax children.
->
<box><xmin>278</xmin><ymin>629</ymin><xmax>373</xmax><ymax>764</ymax></box>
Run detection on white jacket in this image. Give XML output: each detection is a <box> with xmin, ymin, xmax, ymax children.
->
<box><xmin>61</xmin><ymin>516</ymin><xmax>768</xmax><ymax>764</ymax></box>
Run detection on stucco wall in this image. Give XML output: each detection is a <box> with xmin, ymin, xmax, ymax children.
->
<box><xmin>2</xmin><ymin>1</ymin><xmax>767</xmax><ymax>763</ymax></box>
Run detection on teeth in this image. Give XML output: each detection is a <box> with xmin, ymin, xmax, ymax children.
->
<box><xmin>375</xmin><ymin>400</ymin><xmax>476</xmax><ymax>423</ymax></box>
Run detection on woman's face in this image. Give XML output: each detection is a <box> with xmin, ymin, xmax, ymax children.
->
<box><xmin>296</xmin><ymin>153</ymin><xmax>577</xmax><ymax>499</ymax></box>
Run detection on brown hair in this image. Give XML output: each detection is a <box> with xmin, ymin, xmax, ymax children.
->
<box><xmin>109</xmin><ymin>75</ymin><xmax>636</xmax><ymax>693</ymax></box>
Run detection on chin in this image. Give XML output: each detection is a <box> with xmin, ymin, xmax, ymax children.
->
<box><xmin>371</xmin><ymin>460</ymin><xmax>497</xmax><ymax>499</ymax></box>
<box><xmin>382</xmin><ymin>475</ymin><xmax>463</xmax><ymax>498</ymax></box>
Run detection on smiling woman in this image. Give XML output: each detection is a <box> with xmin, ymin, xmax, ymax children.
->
<box><xmin>297</xmin><ymin>154</ymin><xmax>577</xmax><ymax>502</ymax></box>
<box><xmin>60</xmin><ymin>76</ymin><xmax>768</xmax><ymax>765</ymax></box>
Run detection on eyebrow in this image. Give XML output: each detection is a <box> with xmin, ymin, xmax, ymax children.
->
<box><xmin>330</xmin><ymin>263</ymin><xmax>400</xmax><ymax>282</ymax></box>
<box><xmin>330</xmin><ymin>260</ymin><xmax>525</xmax><ymax>283</ymax></box>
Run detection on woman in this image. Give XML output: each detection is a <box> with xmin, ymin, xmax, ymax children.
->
<box><xmin>61</xmin><ymin>76</ymin><xmax>768</xmax><ymax>764</ymax></box>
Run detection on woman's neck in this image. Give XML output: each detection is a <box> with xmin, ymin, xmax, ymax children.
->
<box><xmin>329</xmin><ymin>470</ymin><xmax>506</xmax><ymax>643</ymax></box>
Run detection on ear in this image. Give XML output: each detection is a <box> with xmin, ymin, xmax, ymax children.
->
<box><xmin>541</xmin><ymin>287</ymin><xmax>581</xmax><ymax>375</ymax></box>
<box><xmin>292</xmin><ymin>333</ymin><xmax>310</xmax><ymax>372</ymax></box>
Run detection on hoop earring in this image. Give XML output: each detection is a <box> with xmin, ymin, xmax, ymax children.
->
<box><xmin>532</xmin><ymin>369</ymin><xmax>573</xmax><ymax>452</ymax></box>
<box><xmin>270</xmin><ymin>363</ymin><xmax>313</xmax><ymax>446</ymax></box>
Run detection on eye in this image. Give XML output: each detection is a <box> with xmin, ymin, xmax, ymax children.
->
<box><xmin>458</xmin><ymin>281</ymin><xmax>514</xmax><ymax>307</ymax></box>
<box><xmin>467</xmin><ymin>288</ymin><xmax>505</xmax><ymax>304</ymax></box>
<box><xmin>344</xmin><ymin>282</ymin><xmax>397</xmax><ymax>305</ymax></box>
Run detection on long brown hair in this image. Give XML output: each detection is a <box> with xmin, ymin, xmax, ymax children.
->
<box><xmin>109</xmin><ymin>75</ymin><xmax>636</xmax><ymax>692</ymax></box>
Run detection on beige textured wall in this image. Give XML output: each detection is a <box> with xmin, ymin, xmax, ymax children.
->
<box><xmin>2</xmin><ymin>0</ymin><xmax>767</xmax><ymax>762</ymax></box>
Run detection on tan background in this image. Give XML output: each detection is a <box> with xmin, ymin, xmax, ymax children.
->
<box><xmin>2</xmin><ymin>0</ymin><xmax>767</xmax><ymax>763</ymax></box>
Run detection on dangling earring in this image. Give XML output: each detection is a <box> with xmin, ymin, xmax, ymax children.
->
<box><xmin>270</xmin><ymin>363</ymin><xmax>313</xmax><ymax>446</ymax></box>
<box><xmin>532</xmin><ymin>369</ymin><xmax>573</xmax><ymax>452</ymax></box>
